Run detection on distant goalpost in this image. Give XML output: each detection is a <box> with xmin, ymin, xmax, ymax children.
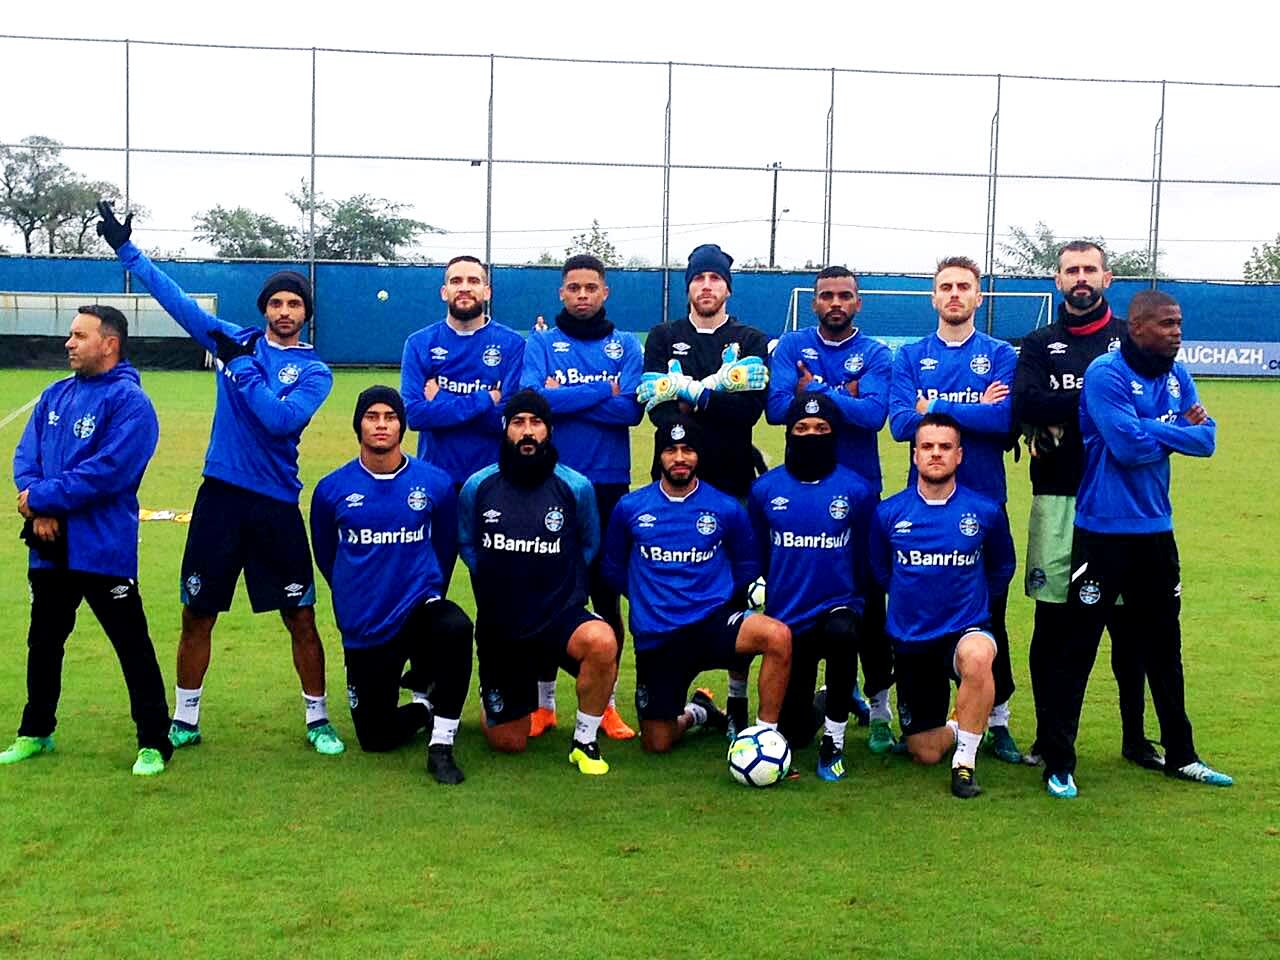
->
<box><xmin>784</xmin><ymin>287</ymin><xmax>1053</xmax><ymax>343</ymax></box>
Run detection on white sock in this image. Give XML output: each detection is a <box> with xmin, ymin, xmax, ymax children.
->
<box><xmin>728</xmin><ymin>677</ymin><xmax>748</xmax><ymax>699</ymax></box>
<box><xmin>684</xmin><ymin>701</ymin><xmax>708</xmax><ymax>727</ymax></box>
<box><xmin>411</xmin><ymin>691</ymin><xmax>433</xmax><ymax>711</ymax></box>
<box><xmin>303</xmin><ymin>693</ymin><xmax>328</xmax><ymax>727</ymax></box>
<box><xmin>575</xmin><ymin>710</ymin><xmax>603</xmax><ymax>744</ymax></box>
<box><xmin>824</xmin><ymin>717</ymin><xmax>847</xmax><ymax>751</ymax></box>
<box><xmin>537</xmin><ymin>680</ymin><xmax>557</xmax><ymax>712</ymax></box>
<box><xmin>174</xmin><ymin>686</ymin><xmax>202</xmax><ymax>726</ymax></box>
<box><xmin>429</xmin><ymin>715</ymin><xmax>459</xmax><ymax>747</ymax></box>
<box><xmin>953</xmin><ymin>728</ymin><xmax>982</xmax><ymax>769</ymax></box>
<box><xmin>868</xmin><ymin>688</ymin><xmax>892</xmax><ymax>723</ymax></box>
<box><xmin>946</xmin><ymin>719</ymin><xmax>960</xmax><ymax>743</ymax></box>
<box><xmin>989</xmin><ymin>700</ymin><xmax>1011</xmax><ymax>727</ymax></box>
<box><xmin>756</xmin><ymin>718</ymin><xmax>778</xmax><ymax>731</ymax></box>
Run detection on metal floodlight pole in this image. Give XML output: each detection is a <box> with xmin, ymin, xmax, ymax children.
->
<box><xmin>768</xmin><ymin>161</ymin><xmax>781</xmax><ymax>268</ymax></box>
<box><xmin>308</xmin><ymin>47</ymin><xmax>317</xmax><ymax>343</ymax></box>
<box><xmin>1147</xmin><ymin>80</ymin><xmax>1167</xmax><ymax>289</ymax></box>
<box><xmin>662</xmin><ymin>61</ymin><xmax>673</xmax><ymax>323</ymax></box>
<box><xmin>983</xmin><ymin>74</ymin><xmax>1002</xmax><ymax>335</ymax></box>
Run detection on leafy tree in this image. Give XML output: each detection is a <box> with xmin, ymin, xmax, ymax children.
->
<box><xmin>996</xmin><ymin>222</ymin><xmax>1066</xmax><ymax>275</ymax></box>
<box><xmin>194</xmin><ymin>206</ymin><xmax>298</xmax><ymax>258</ymax></box>
<box><xmin>1243</xmin><ymin>234</ymin><xmax>1280</xmax><ymax>282</ymax></box>
<box><xmin>1107</xmin><ymin>247</ymin><xmax>1166</xmax><ymax>279</ymax></box>
<box><xmin>565</xmin><ymin>219</ymin><xmax>619</xmax><ymax>266</ymax></box>
<box><xmin>529</xmin><ymin>250</ymin><xmax>559</xmax><ymax>266</ymax></box>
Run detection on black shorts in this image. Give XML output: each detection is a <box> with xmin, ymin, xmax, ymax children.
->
<box><xmin>180</xmin><ymin>477</ymin><xmax>315</xmax><ymax>615</ymax></box>
<box><xmin>894</xmin><ymin>626</ymin><xmax>996</xmax><ymax>736</ymax></box>
<box><xmin>633</xmin><ymin>604</ymin><xmax>755</xmax><ymax>722</ymax></box>
<box><xmin>476</xmin><ymin>605</ymin><xmax>602</xmax><ymax>726</ymax></box>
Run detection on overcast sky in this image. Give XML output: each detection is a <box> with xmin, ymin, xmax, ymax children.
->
<box><xmin>3</xmin><ymin>0</ymin><xmax>1279</xmax><ymax>279</ymax></box>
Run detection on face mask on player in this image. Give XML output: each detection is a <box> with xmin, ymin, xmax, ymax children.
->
<box><xmin>785</xmin><ymin>431</ymin><xmax>837</xmax><ymax>482</ymax></box>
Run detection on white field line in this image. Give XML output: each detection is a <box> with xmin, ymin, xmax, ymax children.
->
<box><xmin>0</xmin><ymin>396</ymin><xmax>39</xmax><ymax>431</ymax></box>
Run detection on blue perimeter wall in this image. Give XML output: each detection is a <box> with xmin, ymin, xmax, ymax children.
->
<box><xmin>2</xmin><ymin>255</ymin><xmax>1277</xmax><ymax>365</ymax></box>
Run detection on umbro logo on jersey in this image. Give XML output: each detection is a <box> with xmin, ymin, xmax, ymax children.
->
<box><xmin>109</xmin><ymin>584</ymin><xmax>131</xmax><ymax>600</ymax></box>
<box><xmin>482</xmin><ymin>345</ymin><xmax>503</xmax><ymax>367</ymax></box>
<box><xmin>430</xmin><ymin>346</ymin><xmax>449</xmax><ymax>361</ymax></box>
<box><xmin>920</xmin><ymin>357</ymin><xmax>939</xmax><ymax>371</ymax></box>
<box><xmin>801</xmin><ymin>347</ymin><xmax>819</xmax><ymax>361</ymax></box>
<box><xmin>1048</xmin><ymin>342</ymin><xmax>1068</xmax><ymax>355</ymax></box>
<box><xmin>893</xmin><ymin>520</ymin><xmax>913</xmax><ymax>534</ymax></box>
<box><xmin>483</xmin><ymin>509</ymin><xmax>502</xmax><ymax>524</ymax></box>
<box><xmin>672</xmin><ymin>342</ymin><xmax>691</xmax><ymax>356</ymax></box>
<box><xmin>637</xmin><ymin>513</ymin><xmax>656</xmax><ymax>528</ymax></box>
<box><xmin>604</xmin><ymin>340</ymin><xmax>624</xmax><ymax>360</ymax></box>
<box><xmin>345</xmin><ymin>493</ymin><xmax>365</xmax><ymax>507</ymax></box>
<box><xmin>47</xmin><ymin>411</ymin><xmax>60</xmax><ymax>426</ymax></box>
<box><xmin>1130</xmin><ymin>380</ymin><xmax>1144</xmax><ymax>395</ymax></box>
<box><xmin>969</xmin><ymin>354</ymin><xmax>992</xmax><ymax>375</ymax></box>
<box><xmin>770</xmin><ymin>496</ymin><xmax>789</xmax><ymax>511</ymax></box>
<box><xmin>552</xmin><ymin>341</ymin><xmax>572</xmax><ymax>353</ymax></box>
<box><xmin>278</xmin><ymin>364</ymin><xmax>301</xmax><ymax>385</ymax></box>
<box><xmin>284</xmin><ymin>582</ymin><xmax>306</xmax><ymax>598</ymax></box>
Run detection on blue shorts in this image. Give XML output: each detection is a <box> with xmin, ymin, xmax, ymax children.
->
<box><xmin>633</xmin><ymin>604</ymin><xmax>755</xmax><ymax>722</ymax></box>
<box><xmin>893</xmin><ymin>626</ymin><xmax>996</xmax><ymax>736</ymax></box>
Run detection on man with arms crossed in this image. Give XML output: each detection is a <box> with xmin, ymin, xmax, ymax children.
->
<box><xmin>870</xmin><ymin>414</ymin><xmax>1015</xmax><ymax>799</ymax></box>
<box><xmin>97</xmin><ymin>202</ymin><xmax>343</xmax><ymax>755</ymax></box>
<box><xmin>310</xmin><ymin>387</ymin><xmax>473</xmax><ymax>784</ymax></box>
<box><xmin>4</xmin><ymin>305</ymin><xmax>171</xmax><ymax>775</ymax></box>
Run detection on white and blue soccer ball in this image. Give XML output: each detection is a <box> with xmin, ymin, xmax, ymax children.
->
<box><xmin>727</xmin><ymin>724</ymin><xmax>791</xmax><ymax>787</ymax></box>
<box><xmin>745</xmin><ymin>576</ymin><xmax>767</xmax><ymax>611</ymax></box>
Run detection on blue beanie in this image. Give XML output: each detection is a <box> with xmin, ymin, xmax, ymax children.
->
<box><xmin>685</xmin><ymin>244</ymin><xmax>733</xmax><ymax>292</ymax></box>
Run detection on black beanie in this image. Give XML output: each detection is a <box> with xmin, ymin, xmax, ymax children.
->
<box><xmin>257</xmin><ymin>270</ymin><xmax>313</xmax><ymax>321</ymax></box>
<box><xmin>685</xmin><ymin>243</ymin><xmax>733</xmax><ymax>293</ymax></box>
<box><xmin>502</xmin><ymin>388</ymin><xmax>553</xmax><ymax>430</ymax></box>
<box><xmin>650</xmin><ymin>414</ymin><xmax>703</xmax><ymax>480</ymax></box>
<box><xmin>353</xmin><ymin>385</ymin><xmax>405</xmax><ymax>440</ymax></box>
<box><xmin>785</xmin><ymin>392</ymin><xmax>839</xmax><ymax>433</ymax></box>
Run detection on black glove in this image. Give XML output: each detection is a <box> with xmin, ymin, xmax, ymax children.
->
<box><xmin>210</xmin><ymin>329</ymin><xmax>262</xmax><ymax>365</ymax></box>
<box><xmin>96</xmin><ymin>200</ymin><xmax>133</xmax><ymax>252</ymax></box>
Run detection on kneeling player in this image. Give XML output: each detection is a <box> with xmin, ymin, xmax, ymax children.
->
<box><xmin>869</xmin><ymin>415</ymin><xmax>1015</xmax><ymax>798</ymax></box>
<box><xmin>458</xmin><ymin>391</ymin><xmax>618</xmax><ymax>775</ymax></box>
<box><xmin>310</xmin><ymin>387</ymin><xmax>473</xmax><ymax>783</ymax></box>
<box><xmin>603</xmin><ymin>417</ymin><xmax>791</xmax><ymax>755</ymax></box>
<box><xmin>748</xmin><ymin>394</ymin><xmax>876</xmax><ymax>780</ymax></box>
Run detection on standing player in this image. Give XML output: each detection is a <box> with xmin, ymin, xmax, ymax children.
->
<box><xmin>870</xmin><ymin>415</ymin><xmax>1016</xmax><ymax>799</ymax></box>
<box><xmin>96</xmin><ymin>202</ymin><xmax>344</xmax><ymax>755</ymax></box>
<box><xmin>458</xmin><ymin>391</ymin><xmax>619</xmax><ymax>775</ymax></box>
<box><xmin>639</xmin><ymin>243</ymin><xmax>771</xmax><ymax>735</ymax></box>
<box><xmin>1040</xmin><ymin>291</ymin><xmax>1231</xmax><ymax>798</ymax></box>
<box><xmin>401</xmin><ymin>255</ymin><xmax>526</xmax><ymax>584</ymax></box>
<box><xmin>888</xmin><ymin>256</ymin><xmax>1022</xmax><ymax>764</ymax></box>
<box><xmin>603</xmin><ymin>417</ymin><xmax>792</xmax><ymax>755</ymax></box>
<box><xmin>768</xmin><ymin>265</ymin><xmax>895</xmax><ymax>751</ymax></box>
<box><xmin>310</xmin><ymin>387</ymin><xmax>473</xmax><ymax>784</ymax></box>
<box><xmin>519</xmin><ymin>254</ymin><xmax>643</xmax><ymax>741</ymax></box>
<box><xmin>748</xmin><ymin>394</ymin><xmax>876</xmax><ymax>780</ymax></box>
<box><xmin>4</xmin><ymin>306</ymin><xmax>171</xmax><ymax>775</ymax></box>
<box><xmin>1012</xmin><ymin>241</ymin><xmax>1156</xmax><ymax>770</ymax></box>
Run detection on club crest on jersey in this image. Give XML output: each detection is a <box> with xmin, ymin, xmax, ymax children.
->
<box><xmin>770</xmin><ymin>496</ymin><xmax>789</xmax><ymax>511</ymax></box>
<box><xmin>637</xmin><ymin>513</ymin><xmax>656</xmax><ymax>528</ymax></box>
<box><xmin>696</xmin><ymin>513</ymin><xmax>718</xmax><ymax>536</ymax></box>
<box><xmin>278</xmin><ymin>363</ymin><xmax>301</xmax><ymax>385</ymax></box>
<box><xmin>1107</xmin><ymin>337</ymin><xmax>1121</xmax><ymax>352</ymax></box>
<box><xmin>72</xmin><ymin>414</ymin><xmax>96</xmax><ymax>439</ymax></box>
<box><xmin>804</xmin><ymin>398</ymin><xmax>820</xmax><ymax>415</ymax></box>
<box><xmin>801</xmin><ymin>347</ymin><xmax>819</xmax><ymax>361</ymax></box>
<box><xmin>345</xmin><ymin>493</ymin><xmax>365</xmax><ymax>508</ymax></box>
<box><xmin>670</xmin><ymin>424</ymin><xmax>686</xmax><ymax>441</ymax></box>
<box><xmin>604</xmin><ymin>340</ymin><xmax>624</xmax><ymax>360</ymax></box>
<box><xmin>544</xmin><ymin>507</ymin><xmax>565</xmax><ymax>532</ymax></box>
<box><xmin>897</xmin><ymin>704</ymin><xmax>912</xmax><ymax>729</ymax></box>
<box><xmin>430</xmin><ymin>346</ymin><xmax>449</xmax><ymax>361</ymax></box>
<box><xmin>347</xmin><ymin>685</ymin><xmax>359</xmax><ymax>711</ymax></box>
<box><xmin>844</xmin><ymin>354</ymin><xmax>864</xmax><ymax>374</ymax></box>
<box><xmin>829</xmin><ymin>496</ymin><xmax>850</xmax><ymax>520</ymax></box>
<box><xmin>635</xmin><ymin>685</ymin><xmax>650</xmax><ymax>711</ymax></box>
<box><xmin>672</xmin><ymin>342</ymin><xmax>691</xmax><ymax>357</ymax></box>
<box><xmin>1166</xmin><ymin>374</ymin><xmax>1181</xmax><ymax>399</ymax></box>
<box><xmin>406</xmin><ymin>486</ymin><xmax>428</xmax><ymax>511</ymax></box>
<box><xmin>920</xmin><ymin>357</ymin><xmax>939</xmax><ymax>371</ymax></box>
<box><xmin>1048</xmin><ymin>342</ymin><xmax>1068</xmax><ymax>355</ymax></box>
<box><xmin>483</xmin><ymin>509</ymin><xmax>502</xmax><ymax>524</ymax></box>
<box><xmin>482</xmin><ymin>345</ymin><xmax>503</xmax><ymax>367</ymax></box>
<box><xmin>47</xmin><ymin>410</ymin><xmax>60</xmax><ymax>426</ymax></box>
<box><xmin>552</xmin><ymin>340</ymin><xmax>571</xmax><ymax>353</ymax></box>
<box><xmin>1028</xmin><ymin>567</ymin><xmax>1047</xmax><ymax>591</ymax></box>
<box><xmin>969</xmin><ymin>354</ymin><xmax>992</xmax><ymax>375</ymax></box>
<box><xmin>1078</xmin><ymin>580</ymin><xmax>1102</xmax><ymax>605</ymax></box>
<box><xmin>184</xmin><ymin>574</ymin><xmax>202</xmax><ymax>597</ymax></box>
<box><xmin>958</xmin><ymin>512</ymin><xmax>980</xmax><ymax>537</ymax></box>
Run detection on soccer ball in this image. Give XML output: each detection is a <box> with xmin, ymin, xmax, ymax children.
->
<box><xmin>746</xmin><ymin>576</ymin><xmax>766</xmax><ymax>611</ymax></box>
<box><xmin>727</xmin><ymin>725</ymin><xmax>791</xmax><ymax>787</ymax></box>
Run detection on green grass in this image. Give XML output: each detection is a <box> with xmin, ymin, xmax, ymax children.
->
<box><xmin>0</xmin><ymin>370</ymin><xmax>1278</xmax><ymax>959</ymax></box>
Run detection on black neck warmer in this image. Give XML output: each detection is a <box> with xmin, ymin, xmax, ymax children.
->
<box><xmin>1120</xmin><ymin>334</ymin><xmax>1176</xmax><ymax>379</ymax></box>
<box><xmin>1058</xmin><ymin>296</ymin><xmax>1110</xmax><ymax>333</ymax></box>
<box><xmin>555</xmin><ymin>307</ymin><xmax>614</xmax><ymax>340</ymax></box>
<box><xmin>785</xmin><ymin>433</ymin><xmax>838</xmax><ymax>482</ymax></box>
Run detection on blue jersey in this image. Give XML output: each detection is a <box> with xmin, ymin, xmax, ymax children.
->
<box><xmin>870</xmin><ymin>483</ymin><xmax>1015</xmax><ymax>645</ymax></box>
<box><xmin>400</xmin><ymin>320</ymin><xmax>526</xmax><ymax>485</ymax></box>
<box><xmin>117</xmin><ymin>242</ymin><xmax>332</xmax><ymax>504</ymax></box>
<box><xmin>310</xmin><ymin>455</ymin><xmax>456</xmax><ymax>649</ymax></box>
<box><xmin>748</xmin><ymin>465</ymin><xmax>876</xmax><ymax>633</ymax></box>
<box><xmin>458</xmin><ymin>462</ymin><xmax>598</xmax><ymax>639</ymax></box>
<box><xmin>1076</xmin><ymin>351</ymin><xmax>1215</xmax><ymax>535</ymax></box>
<box><xmin>889</xmin><ymin>330</ymin><xmax>1016</xmax><ymax>503</ymax></box>
<box><xmin>518</xmin><ymin>326</ymin><xmax>644</xmax><ymax>484</ymax></box>
<box><xmin>14</xmin><ymin>362</ymin><xmax>158</xmax><ymax>579</ymax></box>
<box><xmin>603</xmin><ymin>480</ymin><xmax>760</xmax><ymax>648</ymax></box>
<box><xmin>767</xmin><ymin>327</ymin><xmax>892</xmax><ymax>492</ymax></box>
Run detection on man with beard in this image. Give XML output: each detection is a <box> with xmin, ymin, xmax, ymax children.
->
<box><xmin>310</xmin><ymin>387</ymin><xmax>473</xmax><ymax>784</ymax></box>
<box><xmin>870</xmin><ymin>415</ymin><xmax>1016</xmax><ymax>799</ymax></box>
<box><xmin>1040</xmin><ymin>291</ymin><xmax>1231</xmax><ymax>798</ymax></box>
<box><xmin>518</xmin><ymin>254</ymin><xmax>643</xmax><ymax>741</ymax></box>
<box><xmin>458</xmin><ymin>391</ymin><xmax>619</xmax><ymax>775</ymax></box>
<box><xmin>888</xmin><ymin>256</ymin><xmax>1022</xmax><ymax>765</ymax></box>
<box><xmin>95</xmin><ymin>202</ymin><xmax>344</xmax><ymax>756</ymax></box>
<box><xmin>1013</xmin><ymin>241</ymin><xmax>1156</xmax><ymax>771</ymax></box>
<box><xmin>748</xmin><ymin>393</ymin><xmax>876</xmax><ymax>780</ymax></box>
<box><xmin>768</xmin><ymin>265</ymin><xmax>896</xmax><ymax>753</ymax></box>
<box><xmin>639</xmin><ymin>244</ymin><xmax>771</xmax><ymax>736</ymax></box>
<box><xmin>401</xmin><ymin>256</ymin><xmax>526</xmax><ymax>586</ymax></box>
<box><xmin>602</xmin><ymin>416</ymin><xmax>792</xmax><ymax>756</ymax></box>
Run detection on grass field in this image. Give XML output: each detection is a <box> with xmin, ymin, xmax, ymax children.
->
<box><xmin>1</xmin><ymin>369</ymin><xmax>1277</xmax><ymax>960</ymax></box>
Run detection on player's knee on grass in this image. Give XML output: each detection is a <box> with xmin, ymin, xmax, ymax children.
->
<box><xmin>641</xmin><ymin>720</ymin><xmax>680</xmax><ymax>754</ymax></box>
<box><xmin>955</xmin><ymin>632</ymin><xmax>995</xmax><ymax>682</ymax></box>
<box><xmin>483</xmin><ymin>717</ymin><xmax>530</xmax><ymax>753</ymax></box>
<box><xmin>907</xmin><ymin>732</ymin><xmax>946</xmax><ymax>765</ymax></box>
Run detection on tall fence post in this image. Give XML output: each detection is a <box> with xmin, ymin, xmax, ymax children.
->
<box><xmin>662</xmin><ymin>61</ymin><xmax>673</xmax><ymax>324</ymax></box>
<box><xmin>308</xmin><ymin>46</ymin><xmax>318</xmax><ymax>344</ymax></box>
<box><xmin>485</xmin><ymin>54</ymin><xmax>495</xmax><ymax>276</ymax></box>
<box><xmin>822</xmin><ymin>67</ymin><xmax>834</xmax><ymax>266</ymax></box>
<box><xmin>123</xmin><ymin>38</ymin><xmax>131</xmax><ymax>294</ymax></box>
<box><xmin>1147</xmin><ymin>79</ymin><xmax>1166</xmax><ymax>288</ymax></box>
<box><xmin>982</xmin><ymin>73</ymin><xmax>1002</xmax><ymax>335</ymax></box>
